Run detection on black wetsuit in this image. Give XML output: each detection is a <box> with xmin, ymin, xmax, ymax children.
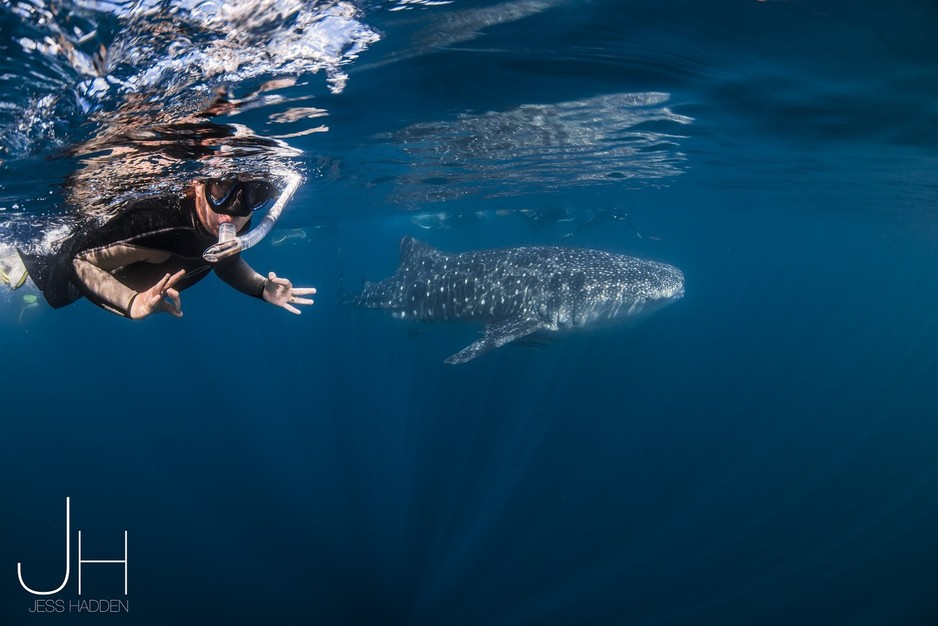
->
<box><xmin>20</xmin><ymin>194</ymin><xmax>265</xmax><ymax>317</ymax></box>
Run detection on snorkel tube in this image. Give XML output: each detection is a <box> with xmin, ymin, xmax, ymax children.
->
<box><xmin>203</xmin><ymin>172</ymin><xmax>301</xmax><ymax>263</ymax></box>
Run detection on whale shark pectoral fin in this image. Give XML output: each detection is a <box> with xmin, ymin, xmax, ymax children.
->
<box><xmin>444</xmin><ymin>317</ymin><xmax>543</xmax><ymax>364</ymax></box>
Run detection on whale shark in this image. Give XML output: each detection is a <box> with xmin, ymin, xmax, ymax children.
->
<box><xmin>346</xmin><ymin>236</ymin><xmax>685</xmax><ymax>364</ymax></box>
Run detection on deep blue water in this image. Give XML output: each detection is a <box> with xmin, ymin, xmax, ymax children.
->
<box><xmin>2</xmin><ymin>1</ymin><xmax>938</xmax><ymax>624</ymax></box>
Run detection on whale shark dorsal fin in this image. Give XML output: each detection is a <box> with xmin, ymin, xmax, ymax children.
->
<box><xmin>400</xmin><ymin>236</ymin><xmax>442</xmax><ymax>268</ymax></box>
<box><xmin>444</xmin><ymin>316</ymin><xmax>544</xmax><ymax>364</ymax></box>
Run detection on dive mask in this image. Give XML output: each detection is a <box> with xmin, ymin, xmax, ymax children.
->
<box><xmin>205</xmin><ymin>178</ymin><xmax>275</xmax><ymax>217</ymax></box>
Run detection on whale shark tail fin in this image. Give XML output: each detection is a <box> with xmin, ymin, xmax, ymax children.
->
<box><xmin>399</xmin><ymin>236</ymin><xmax>444</xmax><ymax>269</ymax></box>
<box><xmin>444</xmin><ymin>316</ymin><xmax>544</xmax><ymax>364</ymax></box>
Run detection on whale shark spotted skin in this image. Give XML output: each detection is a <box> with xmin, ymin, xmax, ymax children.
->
<box><xmin>347</xmin><ymin>236</ymin><xmax>685</xmax><ymax>364</ymax></box>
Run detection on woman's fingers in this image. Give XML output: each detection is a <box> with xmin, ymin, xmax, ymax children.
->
<box><xmin>153</xmin><ymin>276</ymin><xmax>183</xmax><ymax>317</ymax></box>
<box><xmin>153</xmin><ymin>272</ymin><xmax>171</xmax><ymax>293</ymax></box>
<box><xmin>165</xmin><ymin>269</ymin><xmax>186</xmax><ymax>288</ymax></box>
<box><xmin>164</xmin><ymin>288</ymin><xmax>182</xmax><ymax>310</ymax></box>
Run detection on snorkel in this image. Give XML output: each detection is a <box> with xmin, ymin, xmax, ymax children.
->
<box><xmin>202</xmin><ymin>172</ymin><xmax>301</xmax><ymax>263</ymax></box>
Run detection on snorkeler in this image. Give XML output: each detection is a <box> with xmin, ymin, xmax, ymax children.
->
<box><xmin>12</xmin><ymin>175</ymin><xmax>315</xmax><ymax>319</ymax></box>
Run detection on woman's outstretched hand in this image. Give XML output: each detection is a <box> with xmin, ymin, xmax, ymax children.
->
<box><xmin>262</xmin><ymin>271</ymin><xmax>316</xmax><ymax>314</ymax></box>
<box><xmin>130</xmin><ymin>269</ymin><xmax>185</xmax><ymax>319</ymax></box>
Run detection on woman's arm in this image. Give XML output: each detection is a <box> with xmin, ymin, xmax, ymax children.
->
<box><xmin>72</xmin><ymin>244</ymin><xmax>173</xmax><ymax>317</ymax></box>
<box><xmin>215</xmin><ymin>258</ymin><xmax>315</xmax><ymax>314</ymax></box>
<box><xmin>213</xmin><ymin>256</ymin><xmax>267</xmax><ymax>298</ymax></box>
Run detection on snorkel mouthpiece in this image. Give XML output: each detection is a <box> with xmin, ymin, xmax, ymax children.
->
<box><xmin>218</xmin><ymin>222</ymin><xmax>237</xmax><ymax>243</ymax></box>
<box><xmin>203</xmin><ymin>172</ymin><xmax>301</xmax><ymax>263</ymax></box>
<box><xmin>203</xmin><ymin>222</ymin><xmax>241</xmax><ymax>263</ymax></box>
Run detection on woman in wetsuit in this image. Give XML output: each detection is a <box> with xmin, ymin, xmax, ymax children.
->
<box><xmin>18</xmin><ymin>176</ymin><xmax>315</xmax><ymax>318</ymax></box>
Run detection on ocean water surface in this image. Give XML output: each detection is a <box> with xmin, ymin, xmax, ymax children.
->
<box><xmin>1</xmin><ymin>0</ymin><xmax>937</xmax><ymax>624</ymax></box>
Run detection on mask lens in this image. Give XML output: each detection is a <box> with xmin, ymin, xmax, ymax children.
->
<box><xmin>242</xmin><ymin>181</ymin><xmax>274</xmax><ymax>211</ymax></box>
<box><xmin>206</xmin><ymin>180</ymin><xmax>236</xmax><ymax>207</ymax></box>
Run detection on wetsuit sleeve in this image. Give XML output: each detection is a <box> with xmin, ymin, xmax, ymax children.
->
<box><xmin>214</xmin><ymin>256</ymin><xmax>267</xmax><ymax>299</ymax></box>
<box><xmin>72</xmin><ymin>244</ymin><xmax>172</xmax><ymax>318</ymax></box>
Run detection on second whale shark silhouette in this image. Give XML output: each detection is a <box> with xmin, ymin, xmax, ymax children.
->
<box><xmin>346</xmin><ymin>236</ymin><xmax>685</xmax><ymax>364</ymax></box>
